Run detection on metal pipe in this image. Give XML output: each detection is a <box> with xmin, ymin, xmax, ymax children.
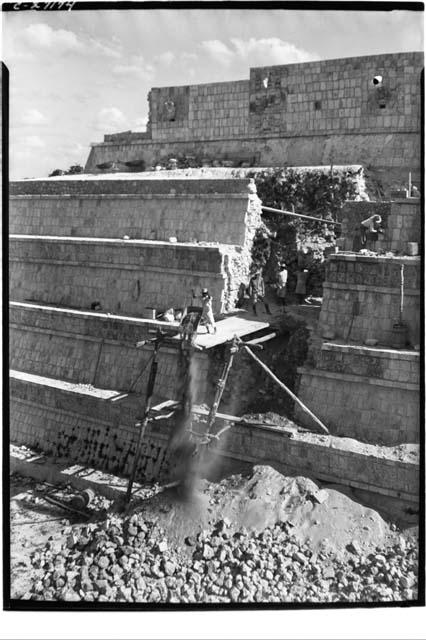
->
<box><xmin>242</xmin><ymin>345</ymin><xmax>330</xmax><ymax>435</ymax></box>
<box><xmin>261</xmin><ymin>205</ymin><xmax>342</xmax><ymax>226</ymax></box>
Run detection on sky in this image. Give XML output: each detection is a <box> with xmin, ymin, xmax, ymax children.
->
<box><xmin>2</xmin><ymin>6</ymin><xmax>423</xmax><ymax>179</ymax></box>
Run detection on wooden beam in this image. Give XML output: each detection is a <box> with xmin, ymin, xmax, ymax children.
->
<box><xmin>262</xmin><ymin>205</ymin><xmax>342</xmax><ymax>226</ymax></box>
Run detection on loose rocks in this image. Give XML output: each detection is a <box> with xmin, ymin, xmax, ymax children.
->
<box><xmin>24</xmin><ymin>512</ymin><xmax>418</xmax><ymax>604</ymax></box>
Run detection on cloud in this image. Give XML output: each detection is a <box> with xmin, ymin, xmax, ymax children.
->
<box><xmin>181</xmin><ymin>52</ymin><xmax>197</xmax><ymax>64</ymax></box>
<box><xmin>23</xmin><ymin>135</ymin><xmax>46</xmax><ymax>149</ymax></box>
<box><xmin>198</xmin><ymin>37</ymin><xmax>318</xmax><ymax>68</ymax></box>
<box><xmin>21</xmin><ymin>23</ymin><xmax>84</xmax><ymax>53</ymax></box>
<box><xmin>154</xmin><ymin>51</ymin><xmax>175</xmax><ymax>66</ymax></box>
<box><xmin>87</xmin><ymin>37</ymin><xmax>122</xmax><ymax>59</ymax></box>
<box><xmin>134</xmin><ymin>116</ymin><xmax>149</xmax><ymax>130</ymax></box>
<box><xmin>230</xmin><ymin>37</ymin><xmax>318</xmax><ymax>66</ymax></box>
<box><xmin>95</xmin><ymin>107</ymin><xmax>128</xmax><ymax>132</ymax></box>
<box><xmin>20</xmin><ymin>109</ymin><xmax>47</xmax><ymax>126</ymax></box>
<box><xmin>65</xmin><ymin>142</ymin><xmax>88</xmax><ymax>158</ymax></box>
<box><xmin>200</xmin><ymin>40</ymin><xmax>234</xmax><ymax>66</ymax></box>
<box><xmin>111</xmin><ymin>56</ymin><xmax>154</xmax><ymax>80</ymax></box>
<box><xmin>13</xmin><ymin>23</ymin><xmax>122</xmax><ymax>59</ymax></box>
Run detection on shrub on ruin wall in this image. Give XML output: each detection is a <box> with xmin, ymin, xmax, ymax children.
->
<box><xmin>249</xmin><ymin>168</ymin><xmax>360</xmax><ymax>296</ymax></box>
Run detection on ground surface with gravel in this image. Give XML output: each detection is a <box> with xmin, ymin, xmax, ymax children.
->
<box><xmin>10</xmin><ymin>466</ymin><xmax>418</xmax><ymax>604</ymax></box>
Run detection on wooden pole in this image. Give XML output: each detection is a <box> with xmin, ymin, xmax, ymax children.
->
<box><xmin>242</xmin><ymin>345</ymin><xmax>330</xmax><ymax>435</ymax></box>
<box><xmin>408</xmin><ymin>172</ymin><xmax>412</xmax><ymax>197</ymax></box>
<box><xmin>400</xmin><ymin>263</ymin><xmax>404</xmax><ymax>324</ymax></box>
<box><xmin>261</xmin><ymin>205</ymin><xmax>342</xmax><ymax>226</ymax></box>
<box><xmin>125</xmin><ymin>336</ymin><xmax>161</xmax><ymax>504</ymax></box>
<box><xmin>205</xmin><ymin>336</ymin><xmax>238</xmax><ymax>434</ymax></box>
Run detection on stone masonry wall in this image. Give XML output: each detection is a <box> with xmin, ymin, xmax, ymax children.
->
<box><xmin>148</xmin><ymin>53</ymin><xmax>422</xmax><ymax>141</ymax></box>
<box><xmin>85</xmin><ymin>133</ymin><xmax>421</xmax><ymax>191</ymax></box>
<box><xmin>9</xmin><ymin>193</ymin><xmax>251</xmax><ymax>245</ymax></box>
<box><xmin>86</xmin><ymin>52</ymin><xmax>422</xmax><ymax>188</ymax></box>
<box><xmin>10</xmin><ymin>374</ymin><xmax>419</xmax><ymax>500</ymax></box>
<box><xmin>295</xmin><ymin>366</ymin><xmax>419</xmax><ymax>446</ymax></box>
<box><xmin>319</xmin><ymin>255</ymin><xmax>420</xmax><ymax>346</ymax></box>
<box><xmin>315</xmin><ymin>342</ymin><xmax>419</xmax><ymax>386</ymax></box>
<box><xmin>9</xmin><ymin>237</ymin><xmax>245</xmax><ymax>315</ymax></box>
<box><xmin>150</xmin><ymin>80</ymin><xmax>249</xmax><ymax>141</ymax></box>
<box><xmin>295</xmin><ymin>342</ymin><xmax>419</xmax><ymax>445</ymax></box>
<box><xmin>10</xmin><ymin>177</ymin><xmax>248</xmax><ymax>197</ymax></box>
<box><xmin>247</xmin><ymin>53</ymin><xmax>421</xmax><ymax>137</ymax></box>
<box><xmin>10</xmin><ymin>303</ymin><xmax>212</xmax><ymax>403</ymax></box>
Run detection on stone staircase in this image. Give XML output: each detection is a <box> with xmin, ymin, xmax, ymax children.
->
<box><xmin>9</xmin><ymin>173</ymin><xmax>262</xmax><ymax>481</ymax></box>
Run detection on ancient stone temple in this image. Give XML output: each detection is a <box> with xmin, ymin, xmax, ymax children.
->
<box><xmin>86</xmin><ymin>51</ymin><xmax>423</xmax><ymax>192</ymax></box>
<box><xmin>9</xmin><ymin>51</ymin><xmax>422</xmax><ymax>506</ymax></box>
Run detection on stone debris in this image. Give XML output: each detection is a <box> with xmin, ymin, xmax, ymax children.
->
<box><xmin>22</xmin><ymin>511</ymin><xmax>418</xmax><ymax>604</ymax></box>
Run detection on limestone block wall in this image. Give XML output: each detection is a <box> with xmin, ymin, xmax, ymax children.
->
<box><xmin>85</xmin><ymin>132</ymin><xmax>421</xmax><ymax>192</ymax></box>
<box><xmin>86</xmin><ymin>52</ymin><xmax>422</xmax><ymax>188</ymax></box>
<box><xmin>150</xmin><ymin>80</ymin><xmax>249</xmax><ymax>141</ymax></box>
<box><xmin>10</xmin><ymin>373</ymin><xmax>419</xmax><ymax>501</ymax></box>
<box><xmin>339</xmin><ymin>199</ymin><xmax>421</xmax><ymax>253</ymax></box>
<box><xmin>10</xmin><ymin>177</ymin><xmax>262</xmax><ymax>246</ymax></box>
<box><xmin>295</xmin><ymin>344</ymin><xmax>419</xmax><ymax>445</ymax></box>
<box><xmin>319</xmin><ymin>255</ymin><xmax>420</xmax><ymax>346</ymax></box>
<box><xmin>10</xmin><ymin>303</ymin><xmax>212</xmax><ymax>403</ymax></box>
<box><xmin>9</xmin><ymin>236</ymin><xmax>246</xmax><ymax>315</ymax></box>
<box><xmin>9</xmin><ymin>193</ymin><xmax>251</xmax><ymax>245</ymax></box>
<box><xmin>10</xmin><ymin>177</ymin><xmax>249</xmax><ymax>197</ymax></box>
<box><xmin>315</xmin><ymin>342</ymin><xmax>420</xmax><ymax>385</ymax></box>
<box><xmin>147</xmin><ymin>53</ymin><xmax>422</xmax><ymax>141</ymax></box>
<box><xmin>386</xmin><ymin>200</ymin><xmax>421</xmax><ymax>253</ymax></box>
<box><xmin>247</xmin><ymin>52</ymin><xmax>421</xmax><ymax>136</ymax></box>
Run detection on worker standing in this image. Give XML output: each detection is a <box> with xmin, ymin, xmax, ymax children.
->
<box><xmin>360</xmin><ymin>214</ymin><xmax>384</xmax><ymax>248</ymax></box>
<box><xmin>248</xmin><ymin>268</ymin><xmax>271</xmax><ymax>316</ymax></box>
<box><xmin>193</xmin><ymin>288</ymin><xmax>216</xmax><ymax>334</ymax></box>
<box><xmin>295</xmin><ymin>269</ymin><xmax>309</xmax><ymax>304</ymax></box>
<box><xmin>276</xmin><ymin>262</ymin><xmax>288</xmax><ymax>311</ymax></box>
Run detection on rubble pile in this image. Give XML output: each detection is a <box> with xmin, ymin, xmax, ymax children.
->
<box><xmin>24</xmin><ymin>513</ymin><xmax>418</xmax><ymax>604</ymax></box>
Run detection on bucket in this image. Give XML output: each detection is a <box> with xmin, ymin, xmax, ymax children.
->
<box><xmin>391</xmin><ymin>323</ymin><xmax>408</xmax><ymax>349</ymax></box>
<box><xmin>143</xmin><ymin>307</ymin><xmax>156</xmax><ymax>320</ymax></box>
<box><xmin>406</xmin><ymin>242</ymin><xmax>418</xmax><ymax>256</ymax></box>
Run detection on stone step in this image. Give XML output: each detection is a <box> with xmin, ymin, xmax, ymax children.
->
<box><xmin>10</xmin><ymin>177</ymin><xmax>261</xmax><ymax>246</ymax></box>
<box><xmin>295</xmin><ymin>364</ymin><xmax>419</xmax><ymax>446</ymax></box>
<box><xmin>9</xmin><ymin>235</ymin><xmax>245</xmax><ymax>315</ymax></box>
<box><xmin>315</xmin><ymin>341</ymin><xmax>419</xmax><ymax>385</ymax></box>
<box><xmin>10</xmin><ymin>175</ymin><xmax>251</xmax><ymax>196</ymax></box>
<box><xmin>9</xmin><ymin>303</ymin><xmax>205</xmax><ymax>401</ymax></box>
<box><xmin>10</xmin><ymin>370</ymin><xmax>419</xmax><ymax>502</ymax></box>
<box><xmin>319</xmin><ymin>253</ymin><xmax>420</xmax><ymax>346</ymax></box>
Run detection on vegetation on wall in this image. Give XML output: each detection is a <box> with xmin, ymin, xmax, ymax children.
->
<box><xmin>49</xmin><ymin>165</ymin><xmax>84</xmax><ymax>177</ymax></box>
<box><xmin>249</xmin><ymin>167</ymin><xmax>360</xmax><ymax>297</ymax></box>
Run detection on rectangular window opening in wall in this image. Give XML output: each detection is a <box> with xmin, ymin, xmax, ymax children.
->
<box><xmin>379</xmin><ymin>103</ymin><xmax>386</xmax><ymax>109</ymax></box>
<box><xmin>314</xmin><ymin>100</ymin><xmax>322</xmax><ymax>110</ymax></box>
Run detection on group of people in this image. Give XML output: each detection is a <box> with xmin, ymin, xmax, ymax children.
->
<box><xmin>243</xmin><ymin>260</ymin><xmax>309</xmax><ymax>316</ymax></box>
<box><xmin>166</xmin><ymin>214</ymin><xmax>388</xmax><ymax>337</ymax></box>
